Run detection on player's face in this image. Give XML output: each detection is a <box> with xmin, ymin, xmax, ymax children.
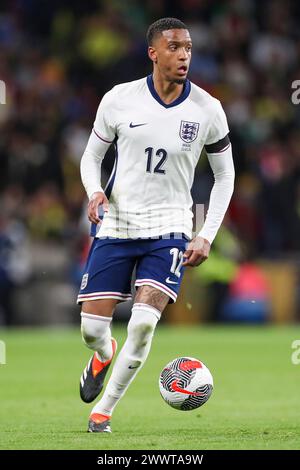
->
<box><xmin>149</xmin><ymin>29</ymin><xmax>192</xmax><ymax>84</ymax></box>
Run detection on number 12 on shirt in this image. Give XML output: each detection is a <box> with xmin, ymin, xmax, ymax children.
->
<box><xmin>145</xmin><ymin>147</ymin><xmax>168</xmax><ymax>174</ymax></box>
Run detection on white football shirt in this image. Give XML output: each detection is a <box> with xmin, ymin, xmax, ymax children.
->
<box><xmin>88</xmin><ymin>75</ymin><xmax>230</xmax><ymax>239</ymax></box>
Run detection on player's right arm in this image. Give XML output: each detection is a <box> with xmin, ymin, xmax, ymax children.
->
<box><xmin>80</xmin><ymin>89</ymin><xmax>117</xmax><ymax>223</ymax></box>
<box><xmin>86</xmin><ymin>191</ymin><xmax>109</xmax><ymax>224</ymax></box>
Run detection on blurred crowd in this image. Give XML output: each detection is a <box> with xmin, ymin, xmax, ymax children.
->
<box><xmin>1</xmin><ymin>0</ymin><xmax>300</xmax><ymax>323</ymax></box>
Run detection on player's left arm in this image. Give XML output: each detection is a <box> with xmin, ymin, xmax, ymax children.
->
<box><xmin>183</xmin><ymin>103</ymin><xmax>235</xmax><ymax>267</ymax></box>
<box><xmin>80</xmin><ymin>89</ymin><xmax>117</xmax><ymax>224</ymax></box>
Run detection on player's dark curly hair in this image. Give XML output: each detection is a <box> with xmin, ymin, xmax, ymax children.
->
<box><xmin>147</xmin><ymin>18</ymin><xmax>188</xmax><ymax>46</ymax></box>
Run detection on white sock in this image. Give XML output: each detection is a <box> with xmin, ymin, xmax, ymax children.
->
<box><xmin>81</xmin><ymin>312</ymin><xmax>113</xmax><ymax>362</ymax></box>
<box><xmin>91</xmin><ymin>303</ymin><xmax>161</xmax><ymax>417</ymax></box>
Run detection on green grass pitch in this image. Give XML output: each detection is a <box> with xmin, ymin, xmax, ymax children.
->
<box><xmin>0</xmin><ymin>324</ymin><xmax>299</xmax><ymax>450</ymax></box>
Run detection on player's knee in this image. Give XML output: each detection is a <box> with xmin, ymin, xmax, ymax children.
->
<box><xmin>81</xmin><ymin>312</ymin><xmax>111</xmax><ymax>349</ymax></box>
<box><xmin>127</xmin><ymin>308</ymin><xmax>160</xmax><ymax>352</ymax></box>
<box><xmin>127</xmin><ymin>322</ymin><xmax>154</xmax><ymax>355</ymax></box>
<box><xmin>128</xmin><ymin>320</ymin><xmax>154</xmax><ymax>347</ymax></box>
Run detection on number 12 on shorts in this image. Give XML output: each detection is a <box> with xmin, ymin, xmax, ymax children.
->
<box><xmin>169</xmin><ymin>248</ymin><xmax>184</xmax><ymax>278</ymax></box>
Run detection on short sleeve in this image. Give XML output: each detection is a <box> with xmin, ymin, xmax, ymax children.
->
<box><xmin>205</xmin><ymin>100</ymin><xmax>229</xmax><ymax>146</ymax></box>
<box><xmin>93</xmin><ymin>89</ymin><xmax>117</xmax><ymax>143</ymax></box>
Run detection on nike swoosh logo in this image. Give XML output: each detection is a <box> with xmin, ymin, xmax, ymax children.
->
<box><xmin>129</xmin><ymin>122</ymin><xmax>147</xmax><ymax>128</ymax></box>
<box><xmin>171</xmin><ymin>380</ymin><xmax>205</xmax><ymax>396</ymax></box>
<box><xmin>128</xmin><ymin>365</ymin><xmax>139</xmax><ymax>369</ymax></box>
<box><xmin>165</xmin><ymin>277</ymin><xmax>178</xmax><ymax>285</ymax></box>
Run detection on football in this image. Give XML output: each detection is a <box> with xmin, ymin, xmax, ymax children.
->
<box><xmin>159</xmin><ymin>357</ymin><xmax>213</xmax><ymax>411</ymax></box>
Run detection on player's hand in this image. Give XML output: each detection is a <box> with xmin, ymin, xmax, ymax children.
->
<box><xmin>87</xmin><ymin>191</ymin><xmax>109</xmax><ymax>224</ymax></box>
<box><xmin>182</xmin><ymin>236</ymin><xmax>211</xmax><ymax>267</ymax></box>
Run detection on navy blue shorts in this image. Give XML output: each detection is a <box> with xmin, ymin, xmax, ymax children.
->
<box><xmin>77</xmin><ymin>234</ymin><xmax>189</xmax><ymax>304</ymax></box>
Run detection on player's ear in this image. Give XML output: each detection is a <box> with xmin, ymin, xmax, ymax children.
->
<box><xmin>148</xmin><ymin>47</ymin><xmax>157</xmax><ymax>63</ymax></box>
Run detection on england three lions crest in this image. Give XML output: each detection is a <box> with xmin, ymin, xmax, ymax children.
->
<box><xmin>179</xmin><ymin>120</ymin><xmax>200</xmax><ymax>143</ymax></box>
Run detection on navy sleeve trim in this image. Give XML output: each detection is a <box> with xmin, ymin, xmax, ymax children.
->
<box><xmin>205</xmin><ymin>134</ymin><xmax>230</xmax><ymax>153</ymax></box>
<box><xmin>93</xmin><ymin>128</ymin><xmax>114</xmax><ymax>144</ymax></box>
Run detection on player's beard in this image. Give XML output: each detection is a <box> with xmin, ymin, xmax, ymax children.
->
<box><xmin>173</xmin><ymin>78</ymin><xmax>186</xmax><ymax>84</ymax></box>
